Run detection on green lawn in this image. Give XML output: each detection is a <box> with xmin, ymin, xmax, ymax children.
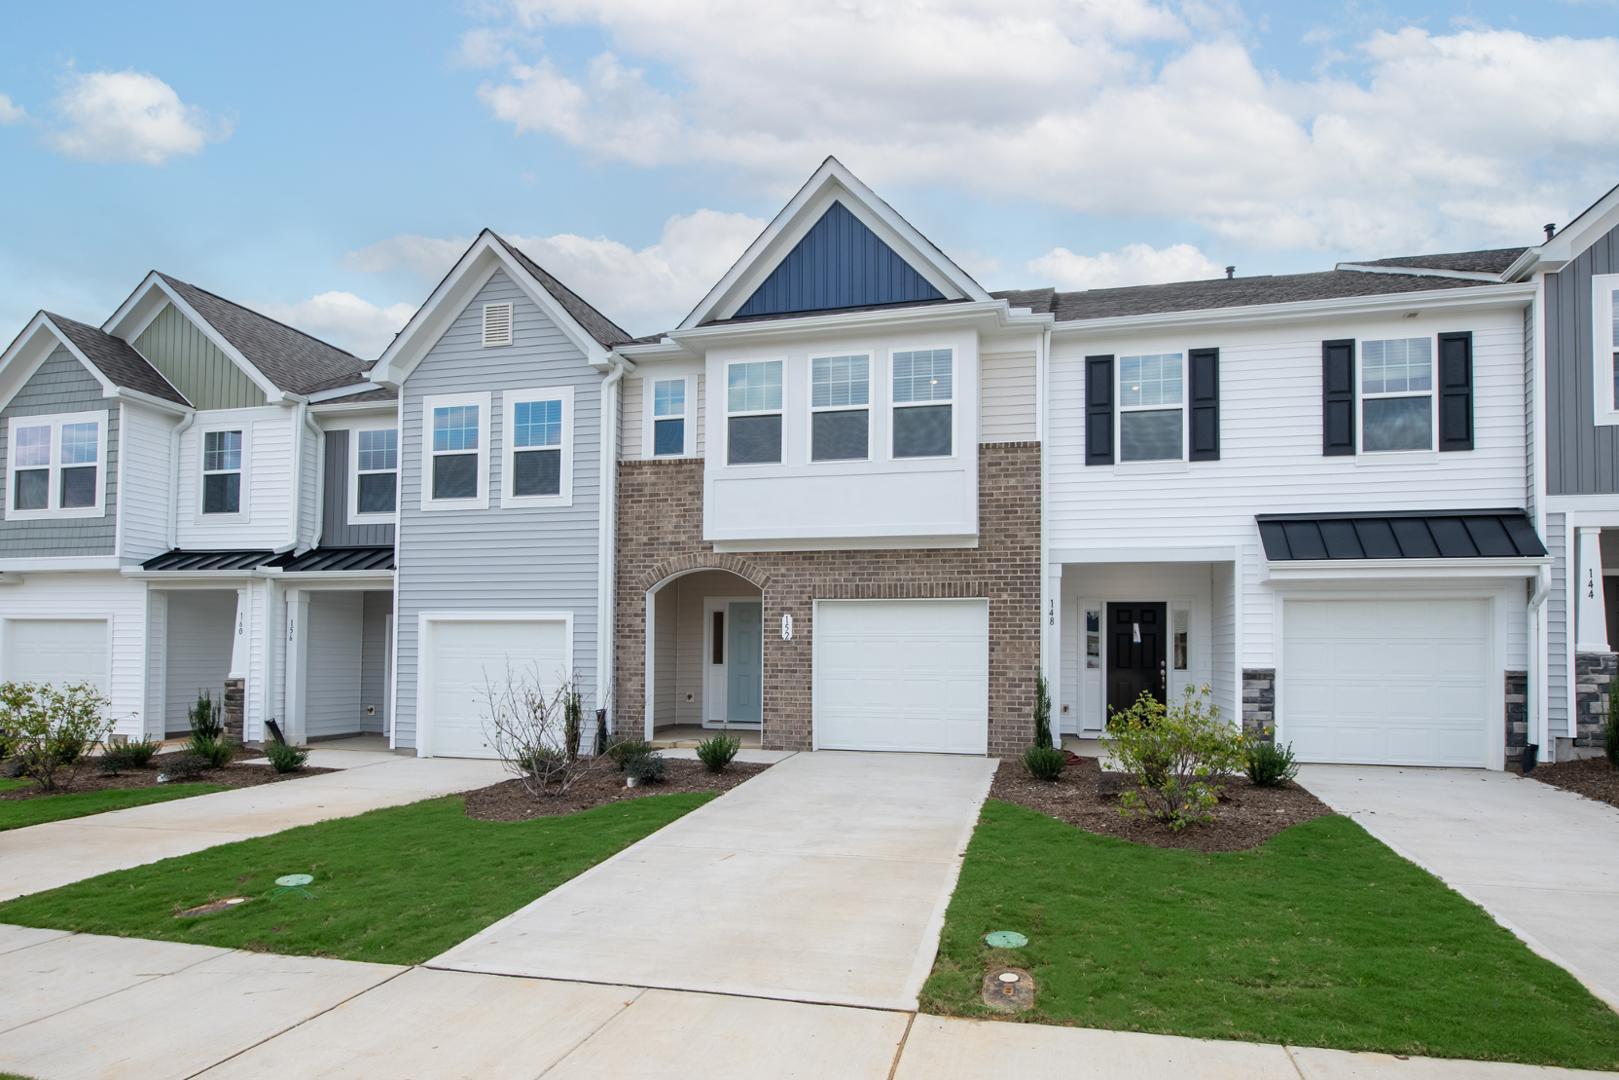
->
<box><xmin>922</xmin><ymin>800</ymin><xmax>1619</xmax><ymax>1071</ymax></box>
<box><xmin>0</xmin><ymin>783</ymin><xmax>226</xmax><ymax>831</ymax></box>
<box><xmin>0</xmin><ymin>792</ymin><xmax>711</xmax><ymax>965</ymax></box>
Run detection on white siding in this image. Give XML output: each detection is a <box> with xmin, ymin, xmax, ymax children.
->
<box><xmin>118</xmin><ymin>401</ymin><xmax>178</xmax><ymax>562</ymax></box>
<box><xmin>175</xmin><ymin>406</ymin><xmax>297</xmax><ymax>550</ymax></box>
<box><xmin>299</xmin><ymin>416</ymin><xmax>321</xmax><ymax>547</ymax></box>
<box><xmin>621</xmin><ymin>367</ymin><xmax>706</xmax><ymax>461</ymax></box>
<box><xmin>1210</xmin><ymin>560</ymin><xmax>1237</xmax><ymax>726</ymax></box>
<box><xmin>620</xmin><ymin>375</ymin><xmax>644</xmax><ymax>459</ymax></box>
<box><xmin>306</xmin><ymin>591</ymin><xmax>363</xmax><ymax>738</ymax></box>
<box><xmin>981</xmin><ymin>350</ymin><xmax>1037</xmax><ymax>442</ymax></box>
<box><xmin>162</xmin><ymin>590</ymin><xmax>235</xmax><ymax>735</ymax></box>
<box><xmin>653</xmin><ymin>584</ymin><xmax>678</xmax><ymax>723</ymax></box>
<box><xmin>1547</xmin><ymin>511</ymin><xmax>1569</xmax><ymax>737</ymax></box>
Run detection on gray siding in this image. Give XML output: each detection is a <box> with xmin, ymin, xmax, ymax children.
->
<box><xmin>361</xmin><ymin>591</ymin><xmax>390</xmax><ymax>730</ymax></box>
<box><xmin>1525</xmin><ymin>296</ymin><xmax>1536</xmax><ymax>511</ymax></box>
<box><xmin>0</xmin><ymin>347</ymin><xmax>118</xmax><ymax>556</ymax></box>
<box><xmin>135</xmin><ymin>304</ymin><xmax>265</xmax><ymax>410</ymax></box>
<box><xmin>393</xmin><ymin>269</ymin><xmax>603</xmax><ymax>749</ymax></box>
<box><xmin>321</xmin><ymin>429</ymin><xmax>395</xmax><ymax>547</ymax></box>
<box><xmin>1546</xmin><ymin>220</ymin><xmax>1619</xmax><ymax>494</ymax></box>
<box><xmin>306</xmin><ymin>591</ymin><xmax>363</xmax><ymax>738</ymax></box>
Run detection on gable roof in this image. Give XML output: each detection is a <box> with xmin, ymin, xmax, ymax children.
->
<box><xmin>493</xmin><ymin>236</ymin><xmax>633</xmax><ymax>348</ymax></box>
<box><xmin>1350</xmin><ymin>248</ymin><xmax>1527</xmax><ymax>275</ymax></box>
<box><xmin>44</xmin><ymin>312</ymin><xmax>190</xmax><ymax>405</ymax></box>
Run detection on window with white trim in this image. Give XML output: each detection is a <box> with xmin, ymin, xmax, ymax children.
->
<box><xmin>1596</xmin><ymin>275</ymin><xmax>1619</xmax><ymax>424</ymax></box>
<box><xmin>423</xmin><ymin>393</ymin><xmax>489</xmax><ymax>508</ymax></box>
<box><xmin>351</xmin><ymin>427</ymin><xmax>398</xmax><ymax>519</ymax></box>
<box><xmin>5</xmin><ymin>412</ymin><xmax>107</xmax><ymax>519</ymax></box>
<box><xmin>726</xmin><ymin>360</ymin><xmax>783</xmax><ymax>465</ymax></box>
<box><xmin>201</xmin><ymin>429</ymin><xmax>244</xmax><ymax>514</ymax></box>
<box><xmin>810</xmin><ymin>354</ymin><xmax>870</xmax><ymax>461</ymax></box>
<box><xmin>1360</xmin><ymin>337</ymin><xmax>1434</xmax><ymax>452</ymax></box>
<box><xmin>502</xmin><ymin>386</ymin><xmax>572</xmax><ymax>506</ymax></box>
<box><xmin>892</xmin><ymin>348</ymin><xmax>952</xmax><ymax>458</ymax></box>
<box><xmin>1118</xmin><ymin>353</ymin><xmax>1184</xmax><ymax>462</ymax></box>
<box><xmin>652</xmin><ymin>378</ymin><xmax>687</xmax><ymax>457</ymax></box>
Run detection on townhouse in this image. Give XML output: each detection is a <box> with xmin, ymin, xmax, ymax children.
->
<box><xmin>5</xmin><ymin>157</ymin><xmax>1613</xmax><ymax>770</ymax></box>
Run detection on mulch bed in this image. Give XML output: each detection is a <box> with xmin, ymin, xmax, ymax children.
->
<box><xmin>1527</xmin><ymin>756</ymin><xmax>1619</xmax><ymax>811</ymax></box>
<box><xmin>990</xmin><ymin>756</ymin><xmax>1330</xmax><ymax>852</ymax></box>
<box><xmin>464</xmin><ymin>758</ymin><xmax>771</xmax><ymax>822</ymax></box>
<box><xmin>0</xmin><ymin>750</ymin><xmax>333</xmax><ymax>800</ymax></box>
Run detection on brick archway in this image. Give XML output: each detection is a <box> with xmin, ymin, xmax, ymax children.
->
<box><xmin>639</xmin><ymin>553</ymin><xmax>771</xmax><ymax>596</ymax></box>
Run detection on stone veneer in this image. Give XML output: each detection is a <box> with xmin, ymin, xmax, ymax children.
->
<box><xmin>222</xmin><ymin>676</ymin><xmax>245</xmax><ymax>744</ymax></box>
<box><xmin>1241</xmin><ymin>668</ymin><xmax>1275</xmax><ymax>740</ymax></box>
<box><xmin>1574</xmin><ymin>651</ymin><xmax>1617</xmax><ymax>748</ymax></box>
<box><xmin>1504</xmin><ymin>669</ymin><xmax>1528</xmax><ymax>769</ymax></box>
<box><xmin>615</xmin><ymin>443</ymin><xmax>1041</xmax><ymax>757</ymax></box>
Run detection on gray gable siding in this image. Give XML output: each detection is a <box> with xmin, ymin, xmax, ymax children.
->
<box><xmin>321</xmin><ymin>429</ymin><xmax>395</xmax><ymax>547</ymax></box>
<box><xmin>0</xmin><ymin>347</ymin><xmax>118</xmax><ymax>556</ymax></box>
<box><xmin>136</xmin><ymin>304</ymin><xmax>266</xmax><ymax>410</ymax></box>
<box><xmin>1546</xmin><ymin>220</ymin><xmax>1619</xmax><ymax>494</ymax></box>
<box><xmin>393</xmin><ymin>269</ymin><xmax>602</xmax><ymax>750</ymax></box>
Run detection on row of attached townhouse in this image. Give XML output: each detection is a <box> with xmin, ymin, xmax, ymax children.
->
<box><xmin>4</xmin><ymin>157</ymin><xmax>1618</xmax><ymax>770</ymax></box>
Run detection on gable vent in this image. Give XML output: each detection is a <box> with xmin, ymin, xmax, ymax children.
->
<box><xmin>482</xmin><ymin>302</ymin><xmax>514</xmax><ymax>347</ymax></box>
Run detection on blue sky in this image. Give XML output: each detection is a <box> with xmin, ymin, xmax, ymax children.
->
<box><xmin>1</xmin><ymin>1</ymin><xmax>1616</xmax><ymax>356</ymax></box>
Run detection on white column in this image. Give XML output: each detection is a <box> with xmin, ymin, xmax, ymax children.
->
<box><xmin>228</xmin><ymin>587</ymin><xmax>251</xmax><ymax>678</ymax></box>
<box><xmin>1576</xmin><ymin>527</ymin><xmax>1611</xmax><ymax>653</ymax></box>
<box><xmin>284</xmin><ymin>589</ymin><xmax>311</xmax><ymax>745</ymax></box>
<box><xmin>1044</xmin><ymin>565</ymin><xmax>1063</xmax><ymax>747</ymax></box>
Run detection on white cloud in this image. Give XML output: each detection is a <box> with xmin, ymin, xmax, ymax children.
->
<box><xmin>0</xmin><ymin>94</ymin><xmax>26</xmax><ymax>125</ymax></box>
<box><xmin>347</xmin><ymin>208</ymin><xmax>766</xmax><ymax>334</ymax></box>
<box><xmin>1027</xmin><ymin>243</ymin><xmax>1223</xmax><ymax>290</ymax></box>
<box><xmin>453</xmin><ymin>27</ymin><xmax>514</xmax><ymax>69</ymax></box>
<box><xmin>48</xmin><ymin>70</ymin><xmax>229</xmax><ymax>165</ymax></box>
<box><xmin>467</xmin><ymin>4</ymin><xmax>1619</xmax><ymax>251</ymax></box>
<box><xmin>253</xmin><ymin>292</ymin><xmax>416</xmax><ymax>360</ymax></box>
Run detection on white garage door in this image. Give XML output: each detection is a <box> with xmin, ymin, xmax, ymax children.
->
<box><xmin>423</xmin><ymin>618</ymin><xmax>570</xmax><ymax>758</ymax></box>
<box><xmin>2</xmin><ymin>619</ymin><xmax>109</xmax><ymax>691</ymax></box>
<box><xmin>814</xmin><ymin>599</ymin><xmax>988</xmax><ymax>754</ymax></box>
<box><xmin>1283</xmin><ymin>598</ymin><xmax>1490</xmax><ymax>767</ymax></box>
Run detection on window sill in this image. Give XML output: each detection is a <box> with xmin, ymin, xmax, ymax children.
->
<box><xmin>500</xmin><ymin>494</ymin><xmax>573</xmax><ymax>510</ymax></box>
<box><xmin>1113</xmin><ymin>460</ymin><xmax>1189</xmax><ymax>475</ymax></box>
<box><xmin>4</xmin><ymin>506</ymin><xmax>105</xmax><ymax>522</ymax></box>
<box><xmin>419</xmin><ymin>499</ymin><xmax>488</xmax><ymax>512</ymax></box>
<box><xmin>1354</xmin><ymin>450</ymin><xmax>1439</xmax><ymax>464</ymax></box>
<box><xmin>346</xmin><ymin>512</ymin><xmax>398</xmax><ymax>528</ymax></box>
<box><xmin>1595</xmin><ymin>410</ymin><xmax>1619</xmax><ymax>428</ymax></box>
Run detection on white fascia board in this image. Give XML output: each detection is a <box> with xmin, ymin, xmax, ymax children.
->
<box><xmin>1050</xmin><ymin>545</ymin><xmax>1240</xmax><ymax>565</ymax></box>
<box><xmin>1535</xmin><ymin>180</ymin><xmax>1619</xmax><ymax>266</ymax></box>
<box><xmin>311</xmin><ymin>398</ymin><xmax>397</xmax><ymax>417</ymax></box>
<box><xmin>0</xmin><ymin>314</ymin><xmax>113</xmax><ymax>412</ymax></box>
<box><xmin>667</xmin><ymin>299</ymin><xmax>1036</xmax><ymax>348</ymax></box>
<box><xmin>1333</xmin><ymin>263</ymin><xmax>1503</xmax><ymax>282</ymax></box>
<box><xmin>1048</xmin><ymin>282</ymin><xmax>1536</xmax><ymax>338</ymax></box>
<box><xmin>107</xmin><ymin>274</ymin><xmax>286</xmax><ymax>402</ymax></box>
<box><xmin>1263</xmin><ymin>557</ymin><xmax>1550</xmax><ymax>582</ymax></box>
<box><xmin>307</xmin><ymin>382</ymin><xmax>383</xmax><ymax>403</ymax></box>
<box><xmin>0</xmin><ymin>556</ymin><xmax>123</xmax><ymax>572</ymax></box>
<box><xmin>258</xmin><ymin>569</ymin><xmax>394</xmax><ymax>585</ymax></box>
<box><xmin>113</xmin><ymin>386</ymin><xmax>193</xmax><ymax>416</ymax></box>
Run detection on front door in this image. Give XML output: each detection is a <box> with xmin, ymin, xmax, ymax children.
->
<box><xmin>725</xmin><ymin>601</ymin><xmax>763</xmax><ymax>724</ymax></box>
<box><xmin>1105</xmin><ymin>601</ymin><xmax>1167</xmax><ymax>722</ymax></box>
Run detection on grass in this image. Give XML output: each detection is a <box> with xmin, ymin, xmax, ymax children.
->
<box><xmin>0</xmin><ymin>792</ymin><xmax>712</xmax><ymax>965</ymax></box>
<box><xmin>0</xmin><ymin>783</ymin><xmax>226</xmax><ymax>831</ymax></box>
<box><xmin>922</xmin><ymin>800</ymin><xmax>1619</xmax><ymax>1071</ymax></box>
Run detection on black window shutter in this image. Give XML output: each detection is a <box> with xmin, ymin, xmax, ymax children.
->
<box><xmin>1085</xmin><ymin>355</ymin><xmax>1114</xmax><ymax>466</ymax></box>
<box><xmin>1322</xmin><ymin>339</ymin><xmax>1356</xmax><ymax>456</ymax></box>
<box><xmin>1188</xmin><ymin>347</ymin><xmax>1220</xmax><ymax>461</ymax></box>
<box><xmin>1438</xmin><ymin>331</ymin><xmax>1474</xmax><ymax>452</ymax></box>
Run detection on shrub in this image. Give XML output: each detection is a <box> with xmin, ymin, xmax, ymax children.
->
<box><xmin>97</xmin><ymin>737</ymin><xmax>161</xmax><ymax>776</ymax></box>
<box><xmin>1607</xmin><ymin>682</ymin><xmax>1619</xmax><ymax>768</ymax></box>
<box><xmin>1105</xmin><ymin>685</ymin><xmax>1245</xmax><ymax>831</ymax></box>
<box><xmin>1023</xmin><ymin>744</ymin><xmax>1066</xmax><ymax>781</ymax></box>
<box><xmin>159</xmin><ymin>754</ymin><xmax>210</xmax><ymax>781</ymax></box>
<box><xmin>124</xmin><ymin>737</ymin><xmax>160</xmax><ymax>767</ymax></box>
<box><xmin>1</xmin><ymin>682</ymin><xmax>117</xmax><ymax>792</ymax></box>
<box><xmin>563</xmin><ymin>687</ymin><xmax>584</xmax><ymax>762</ymax></box>
<box><xmin>187</xmin><ymin>733</ymin><xmax>233</xmax><ymax>769</ymax></box>
<box><xmin>481</xmin><ymin>668</ymin><xmax>601</xmax><ymax>797</ymax></box>
<box><xmin>696</xmin><ymin>734</ymin><xmax>740</xmax><ymax>773</ymax></box>
<box><xmin>188</xmin><ymin>689</ymin><xmax>224</xmax><ymax>741</ymax></box>
<box><xmin>624</xmin><ymin>750</ymin><xmax>667</xmax><ymax>784</ymax></box>
<box><xmin>265</xmin><ymin>740</ymin><xmax>309</xmax><ymax>774</ymax></box>
<box><xmin>606</xmin><ymin>737</ymin><xmax>652</xmax><ymax>771</ymax></box>
<box><xmin>1033</xmin><ymin>674</ymin><xmax>1052</xmax><ymax>748</ymax></box>
<box><xmin>1245</xmin><ymin>738</ymin><xmax>1299</xmax><ymax>788</ymax></box>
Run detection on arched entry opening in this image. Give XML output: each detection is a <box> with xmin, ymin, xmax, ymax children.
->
<box><xmin>645</xmin><ymin>568</ymin><xmax>764</xmax><ymax>745</ymax></box>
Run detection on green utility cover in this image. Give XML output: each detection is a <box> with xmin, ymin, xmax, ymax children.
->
<box><xmin>984</xmin><ymin>930</ymin><xmax>1028</xmax><ymax>949</ymax></box>
<box><xmin>275</xmin><ymin>874</ymin><xmax>314</xmax><ymax>887</ymax></box>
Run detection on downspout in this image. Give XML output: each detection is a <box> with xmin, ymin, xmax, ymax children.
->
<box><xmin>1037</xmin><ymin>322</ymin><xmax>1054</xmax><ymax>747</ymax></box>
<box><xmin>281</xmin><ymin>398</ymin><xmax>317</xmax><ymax>554</ymax></box>
<box><xmin>597</xmin><ymin>355</ymin><xmax>629</xmax><ymax>744</ymax></box>
<box><xmin>167</xmin><ymin>410</ymin><xmax>197</xmax><ymax>550</ymax></box>
<box><xmin>1526</xmin><ymin>564</ymin><xmax>1551</xmax><ymax>771</ymax></box>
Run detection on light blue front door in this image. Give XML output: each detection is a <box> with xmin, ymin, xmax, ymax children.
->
<box><xmin>726</xmin><ymin>601</ymin><xmax>763</xmax><ymax>724</ymax></box>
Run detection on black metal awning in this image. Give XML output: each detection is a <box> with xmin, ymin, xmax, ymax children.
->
<box><xmin>141</xmin><ymin>549</ymin><xmax>277</xmax><ymax>572</ymax></box>
<box><xmin>268</xmin><ymin>546</ymin><xmax>395</xmax><ymax>573</ymax></box>
<box><xmin>1256</xmin><ymin>510</ymin><xmax>1547</xmax><ymax>562</ymax></box>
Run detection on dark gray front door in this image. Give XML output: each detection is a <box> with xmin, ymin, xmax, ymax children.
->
<box><xmin>1106</xmin><ymin>602</ymin><xmax>1167</xmax><ymax>721</ymax></box>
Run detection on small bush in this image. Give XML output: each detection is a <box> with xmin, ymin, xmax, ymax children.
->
<box><xmin>1245</xmin><ymin>738</ymin><xmax>1299</xmax><ymax>787</ymax></box>
<box><xmin>607</xmin><ymin>737</ymin><xmax>651</xmax><ymax>771</ymax></box>
<box><xmin>624</xmin><ymin>750</ymin><xmax>666</xmax><ymax>784</ymax></box>
<box><xmin>188</xmin><ymin>689</ymin><xmax>224</xmax><ymax>741</ymax></box>
<box><xmin>265</xmin><ymin>740</ymin><xmax>309</xmax><ymax>774</ymax></box>
<box><xmin>518</xmin><ymin>746</ymin><xmax>568</xmax><ymax>776</ymax></box>
<box><xmin>2</xmin><ymin>681</ymin><xmax>117</xmax><ymax>792</ymax></box>
<box><xmin>696</xmin><ymin>734</ymin><xmax>740</xmax><ymax>773</ymax></box>
<box><xmin>187</xmin><ymin>733</ymin><xmax>233</xmax><ymax>769</ymax></box>
<box><xmin>1105</xmin><ymin>685</ymin><xmax>1245</xmax><ymax>831</ymax></box>
<box><xmin>124</xmin><ymin>738</ymin><xmax>160</xmax><ymax>767</ymax></box>
<box><xmin>1023</xmin><ymin>744</ymin><xmax>1067</xmax><ymax>781</ymax></box>
<box><xmin>97</xmin><ymin>737</ymin><xmax>161</xmax><ymax>776</ymax></box>
<box><xmin>160</xmin><ymin>754</ymin><xmax>210</xmax><ymax>781</ymax></box>
<box><xmin>1033</xmin><ymin>674</ymin><xmax>1052</xmax><ymax>748</ymax></box>
<box><xmin>1607</xmin><ymin>683</ymin><xmax>1619</xmax><ymax>768</ymax></box>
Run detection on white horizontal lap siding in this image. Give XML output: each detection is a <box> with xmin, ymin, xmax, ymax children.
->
<box><xmin>980</xmin><ymin>351</ymin><xmax>1037</xmax><ymax>442</ymax></box>
<box><xmin>1049</xmin><ymin>311</ymin><xmax>1528</xmax><ymax>668</ymax></box>
<box><xmin>299</xmin><ymin>420</ymin><xmax>320</xmax><ymax>547</ymax></box>
<box><xmin>118</xmin><ymin>401</ymin><xmax>177</xmax><ymax>562</ymax></box>
<box><xmin>393</xmin><ymin>269</ymin><xmax>602</xmax><ymax>751</ymax></box>
<box><xmin>620</xmin><ymin>375</ymin><xmax>644</xmax><ymax>460</ymax></box>
<box><xmin>1546</xmin><ymin>512</ymin><xmax>1569</xmax><ymax>735</ymax></box>
<box><xmin>175</xmin><ymin>407</ymin><xmax>296</xmax><ymax>550</ymax></box>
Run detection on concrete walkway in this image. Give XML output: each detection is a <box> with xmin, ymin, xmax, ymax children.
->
<box><xmin>0</xmin><ymin>751</ymin><xmax>506</xmax><ymax>902</ymax></box>
<box><xmin>1300</xmin><ymin>764</ymin><xmax>1619</xmax><ymax>1011</ymax></box>
<box><xmin>2</xmin><ymin>927</ymin><xmax>1610</xmax><ymax>1080</ymax></box>
<box><xmin>431</xmin><ymin>750</ymin><xmax>997</xmax><ymax>1010</ymax></box>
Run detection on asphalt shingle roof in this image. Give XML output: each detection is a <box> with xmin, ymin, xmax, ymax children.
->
<box><xmin>45</xmin><ymin>312</ymin><xmax>190</xmax><ymax>405</ymax></box>
<box><xmin>493</xmin><ymin>235</ymin><xmax>635</xmax><ymax>348</ymax></box>
<box><xmin>1352</xmin><ymin>248</ymin><xmax>1528</xmax><ymax>275</ymax></box>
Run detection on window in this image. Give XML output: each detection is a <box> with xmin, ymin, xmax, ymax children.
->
<box><xmin>1172</xmin><ymin>607</ymin><xmax>1189</xmax><ymax>670</ymax></box>
<box><xmin>892</xmin><ymin>348</ymin><xmax>953</xmax><ymax>458</ymax></box>
<box><xmin>201</xmin><ymin>429</ymin><xmax>243</xmax><ymax>515</ymax></box>
<box><xmin>1360</xmin><ymin>337</ymin><xmax>1433</xmax><ymax>452</ymax></box>
<box><xmin>810</xmin><ymin>354</ymin><xmax>869</xmax><ymax>461</ymax></box>
<box><xmin>502</xmin><ymin>387</ymin><xmax>572</xmax><ymax>507</ymax></box>
<box><xmin>5</xmin><ymin>412</ymin><xmax>106</xmax><ymax>520</ymax></box>
<box><xmin>652</xmin><ymin>378</ymin><xmax>687</xmax><ymax>457</ymax></box>
<box><xmin>423</xmin><ymin>393</ymin><xmax>489</xmax><ymax>509</ymax></box>
<box><xmin>1597</xmin><ymin>276</ymin><xmax>1619</xmax><ymax>425</ymax></box>
<box><xmin>726</xmin><ymin>360</ymin><xmax>783</xmax><ymax>465</ymax></box>
<box><xmin>482</xmin><ymin>302</ymin><xmax>513</xmax><ymax>347</ymax></box>
<box><xmin>1118</xmin><ymin>353</ymin><xmax>1184</xmax><ymax>462</ymax></box>
<box><xmin>349</xmin><ymin>426</ymin><xmax>397</xmax><ymax>521</ymax></box>
<box><xmin>1085</xmin><ymin>609</ymin><xmax>1100</xmax><ymax>670</ymax></box>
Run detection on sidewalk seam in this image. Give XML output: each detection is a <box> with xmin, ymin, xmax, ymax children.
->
<box><xmin>534</xmin><ymin>985</ymin><xmax>648</xmax><ymax>1077</ymax></box>
<box><xmin>886</xmin><ymin>1011</ymin><xmax>917</xmax><ymax>1080</ymax></box>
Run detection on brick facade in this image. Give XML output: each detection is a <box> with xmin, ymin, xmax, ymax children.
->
<box><xmin>1574</xmin><ymin>651</ymin><xmax>1617</xmax><ymax>748</ymax></box>
<box><xmin>615</xmin><ymin>442</ymin><xmax>1042</xmax><ymax>757</ymax></box>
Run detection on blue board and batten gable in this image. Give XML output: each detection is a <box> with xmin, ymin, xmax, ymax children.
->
<box><xmin>732</xmin><ymin>201</ymin><xmax>945</xmax><ymax>319</ymax></box>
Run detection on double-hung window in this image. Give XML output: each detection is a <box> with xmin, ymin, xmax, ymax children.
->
<box><xmin>1596</xmin><ymin>275</ymin><xmax>1619</xmax><ymax>424</ymax></box>
<box><xmin>1118</xmin><ymin>353</ymin><xmax>1184</xmax><ymax>462</ymax></box>
<box><xmin>726</xmin><ymin>360</ymin><xmax>783</xmax><ymax>465</ymax></box>
<box><xmin>1360</xmin><ymin>337</ymin><xmax>1434</xmax><ymax>452</ymax></box>
<box><xmin>201</xmin><ymin>429</ymin><xmax>244</xmax><ymax>515</ymax></box>
<box><xmin>350</xmin><ymin>426</ymin><xmax>398</xmax><ymax>520</ymax></box>
<box><xmin>423</xmin><ymin>393</ymin><xmax>489</xmax><ymax>509</ymax></box>
<box><xmin>651</xmin><ymin>378</ymin><xmax>687</xmax><ymax>457</ymax></box>
<box><xmin>503</xmin><ymin>387</ymin><xmax>572</xmax><ymax>506</ymax></box>
<box><xmin>892</xmin><ymin>348</ymin><xmax>953</xmax><ymax>458</ymax></box>
<box><xmin>5</xmin><ymin>411</ymin><xmax>106</xmax><ymax>519</ymax></box>
<box><xmin>810</xmin><ymin>354</ymin><xmax>870</xmax><ymax>461</ymax></box>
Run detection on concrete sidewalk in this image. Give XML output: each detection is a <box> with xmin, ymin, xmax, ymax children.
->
<box><xmin>1300</xmin><ymin>764</ymin><xmax>1619</xmax><ymax>1011</ymax></box>
<box><xmin>0</xmin><ymin>752</ymin><xmax>507</xmax><ymax>902</ymax></box>
<box><xmin>1</xmin><ymin>928</ymin><xmax>1610</xmax><ymax>1080</ymax></box>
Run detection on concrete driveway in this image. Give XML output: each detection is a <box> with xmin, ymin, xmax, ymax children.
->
<box><xmin>1300</xmin><ymin>764</ymin><xmax>1619</xmax><ymax>1010</ymax></box>
<box><xmin>430</xmin><ymin>750</ymin><xmax>996</xmax><ymax>1010</ymax></box>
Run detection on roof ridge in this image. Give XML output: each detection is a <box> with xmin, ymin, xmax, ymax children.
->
<box><xmin>490</xmin><ymin>233</ymin><xmax>634</xmax><ymax>346</ymax></box>
<box><xmin>157</xmin><ymin>271</ymin><xmax>365</xmax><ymax>364</ymax></box>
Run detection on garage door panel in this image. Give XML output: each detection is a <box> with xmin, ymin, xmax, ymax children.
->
<box><xmin>3</xmin><ymin>620</ymin><xmax>110</xmax><ymax>692</ymax></box>
<box><xmin>427</xmin><ymin>619</ymin><xmax>568</xmax><ymax>759</ymax></box>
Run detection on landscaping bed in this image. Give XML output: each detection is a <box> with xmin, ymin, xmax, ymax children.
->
<box><xmin>464</xmin><ymin>758</ymin><xmax>770</xmax><ymax>821</ymax></box>
<box><xmin>1527</xmin><ymin>756</ymin><xmax>1619</xmax><ymax>810</ymax></box>
<box><xmin>1</xmin><ymin>751</ymin><xmax>333</xmax><ymax>799</ymax></box>
<box><xmin>991</xmin><ymin>755</ymin><xmax>1329</xmax><ymax>851</ymax></box>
